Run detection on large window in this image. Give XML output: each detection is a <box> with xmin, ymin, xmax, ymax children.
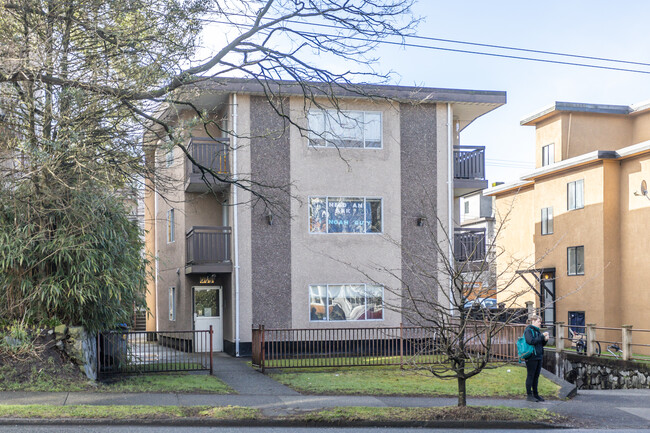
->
<box><xmin>541</xmin><ymin>207</ymin><xmax>553</xmax><ymax>235</ymax></box>
<box><xmin>309</xmin><ymin>197</ymin><xmax>382</xmax><ymax>234</ymax></box>
<box><xmin>542</xmin><ymin>143</ymin><xmax>555</xmax><ymax>166</ymax></box>
<box><xmin>308</xmin><ymin>109</ymin><xmax>382</xmax><ymax>148</ymax></box>
<box><xmin>169</xmin><ymin>287</ymin><xmax>176</xmax><ymax>321</ymax></box>
<box><xmin>567</xmin><ymin>179</ymin><xmax>584</xmax><ymax>210</ymax></box>
<box><xmin>309</xmin><ymin>284</ymin><xmax>384</xmax><ymax>321</ymax></box>
<box><xmin>167</xmin><ymin>209</ymin><xmax>175</xmax><ymax>243</ymax></box>
<box><xmin>567</xmin><ymin>246</ymin><xmax>584</xmax><ymax>276</ymax></box>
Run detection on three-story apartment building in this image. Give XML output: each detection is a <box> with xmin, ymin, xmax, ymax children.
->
<box><xmin>488</xmin><ymin>100</ymin><xmax>650</xmax><ymax>351</ymax></box>
<box><xmin>145</xmin><ymin>78</ymin><xmax>506</xmax><ymax>356</ymax></box>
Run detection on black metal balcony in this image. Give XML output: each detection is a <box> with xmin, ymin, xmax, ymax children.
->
<box><xmin>453</xmin><ymin>146</ymin><xmax>486</xmax><ymax>197</ymax></box>
<box><xmin>185</xmin><ymin>226</ymin><xmax>232</xmax><ymax>274</ymax></box>
<box><xmin>185</xmin><ymin>137</ymin><xmax>230</xmax><ymax>193</ymax></box>
<box><xmin>454</xmin><ymin>227</ymin><xmax>486</xmax><ymax>262</ymax></box>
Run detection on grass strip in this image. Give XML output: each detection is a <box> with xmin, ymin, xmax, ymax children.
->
<box><xmin>0</xmin><ymin>405</ymin><xmax>259</xmax><ymax>420</ymax></box>
<box><xmin>99</xmin><ymin>373</ymin><xmax>233</xmax><ymax>394</ymax></box>
<box><xmin>295</xmin><ymin>406</ymin><xmax>565</xmax><ymax>424</ymax></box>
<box><xmin>269</xmin><ymin>364</ymin><xmax>559</xmax><ymax>398</ymax></box>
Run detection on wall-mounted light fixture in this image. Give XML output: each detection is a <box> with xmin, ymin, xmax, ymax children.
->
<box><xmin>416</xmin><ymin>217</ymin><xmax>426</xmax><ymax>227</ymax></box>
<box><xmin>266</xmin><ymin>212</ymin><xmax>274</xmax><ymax>225</ymax></box>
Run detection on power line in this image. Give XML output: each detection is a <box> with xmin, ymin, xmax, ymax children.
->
<box><xmin>202</xmin><ymin>16</ymin><xmax>650</xmax><ymax>75</ymax></box>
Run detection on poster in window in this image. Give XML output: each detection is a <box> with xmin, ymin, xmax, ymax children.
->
<box><xmin>328</xmin><ymin>198</ymin><xmax>364</xmax><ymax>233</ymax></box>
<box><xmin>309</xmin><ymin>198</ymin><xmax>327</xmax><ymax>233</ymax></box>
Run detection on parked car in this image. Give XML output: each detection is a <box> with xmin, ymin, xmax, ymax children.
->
<box><xmin>463</xmin><ymin>297</ymin><xmax>498</xmax><ymax>310</ymax></box>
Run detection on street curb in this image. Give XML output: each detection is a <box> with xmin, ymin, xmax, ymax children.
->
<box><xmin>541</xmin><ymin>368</ymin><xmax>578</xmax><ymax>399</ymax></box>
<box><xmin>0</xmin><ymin>417</ymin><xmax>569</xmax><ymax>429</ymax></box>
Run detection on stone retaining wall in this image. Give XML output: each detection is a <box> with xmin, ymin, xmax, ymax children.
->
<box><xmin>54</xmin><ymin>325</ymin><xmax>97</xmax><ymax>381</ymax></box>
<box><xmin>544</xmin><ymin>350</ymin><xmax>650</xmax><ymax>390</ymax></box>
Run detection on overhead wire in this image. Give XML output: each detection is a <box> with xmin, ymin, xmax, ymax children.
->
<box><xmin>201</xmin><ymin>14</ymin><xmax>650</xmax><ymax>75</ymax></box>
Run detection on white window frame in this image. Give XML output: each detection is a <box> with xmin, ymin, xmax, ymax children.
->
<box><xmin>308</xmin><ymin>196</ymin><xmax>383</xmax><ymax>234</ymax></box>
<box><xmin>167</xmin><ymin>209</ymin><xmax>175</xmax><ymax>243</ymax></box>
<box><xmin>541</xmin><ymin>207</ymin><xmax>553</xmax><ymax>235</ymax></box>
<box><xmin>567</xmin><ymin>179</ymin><xmax>584</xmax><ymax>210</ymax></box>
<box><xmin>169</xmin><ymin>287</ymin><xmax>176</xmax><ymax>321</ymax></box>
<box><xmin>308</xmin><ymin>109</ymin><xmax>383</xmax><ymax>149</ymax></box>
<box><xmin>308</xmin><ymin>283</ymin><xmax>384</xmax><ymax>322</ymax></box>
<box><xmin>567</xmin><ymin>246</ymin><xmax>585</xmax><ymax>276</ymax></box>
<box><xmin>542</xmin><ymin>143</ymin><xmax>555</xmax><ymax>166</ymax></box>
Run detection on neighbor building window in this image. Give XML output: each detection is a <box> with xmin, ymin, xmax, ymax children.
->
<box><xmin>309</xmin><ymin>284</ymin><xmax>384</xmax><ymax>321</ymax></box>
<box><xmin>567</xmin><ymin>179</ymin><xmax>584</xmax><ymax>210</ymax></box>
<box><xmin>167</xmin><ymin>209</ymin><xmax>175</xmax><ymax>243</ymax></box>
<box><xmin>309</xmin><ymin>197</ymin><xmax>382</xmax><ymax>234</ymax></box>
<box><xmin>165</xmin><ymin>148</ymin><xmax>174</xmax><ymax>168</ymax></box>
<box><xmin>542</xmin><ymin>143</ymin><xmax>555</xmax><ymax>166</ymax></box>
<box><xmin>169</xmin><ymin>287</ymin><xmax>176</xmax><ymax>321</ymax></box>
<box><xmin>541</xmin><ymin>207</ymin><xmax>553</xmax><ymax>235</ymax></box>
<box><xmin>308</xmin><ymin>109</ymin><xmax>382</xmax><ymax>148</ymax></box>
<box><xmin>567</xmin><ymin>246</ymin><xmax>584</xmax><ymax>276</ymax></box>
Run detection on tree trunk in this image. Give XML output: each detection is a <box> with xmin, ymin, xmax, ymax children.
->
<box><xmin>457</xmin><ymin>375</ymin><xmax>467</xmax><ymax>407</ymax></box>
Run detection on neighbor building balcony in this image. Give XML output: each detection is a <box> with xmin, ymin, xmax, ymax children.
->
<box><xmin>454</xmin><ymin>145</ymin><xmax>486</xmax><ymax>197</ymax></box>
<box><xmin>185</xmin><ymin>226</ymin><xmax>232</xmax><ymax>274</ymax></box>
<box><xmin>454</xmin><ymin>227</ymin><xmax>486</xmax><ymax>263</ymax></box>
<box><xmin>185</xmin><ymin>137</ymin><xmax>230</xmax><ymax>193</ymax></box>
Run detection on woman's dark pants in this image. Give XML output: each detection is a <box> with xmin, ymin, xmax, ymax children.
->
<box><xmin>525</xmin><ymin>358</ymin><xmax>542</xmax><ymax>395</ymax></box>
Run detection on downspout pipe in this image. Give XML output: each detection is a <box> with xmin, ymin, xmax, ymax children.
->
<box><xmin>231</xmin><ymin>93</ymin><xmax>241</xmax><ymax>357</ymax></box>
<box><xmin>447</xmin><ymin>104</ymin><xmax>454</xmax><ymax>315</ymax></box>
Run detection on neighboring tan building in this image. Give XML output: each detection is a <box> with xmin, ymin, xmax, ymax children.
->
<box><xmin>487</xmin><ymin>100</ymin><xmax>650</xmax><ymax>350</ymax></box>
<box><xmin>145</xmin><ymin>78</ymin><xmax>506</xmax><ymax>356</ymax></box>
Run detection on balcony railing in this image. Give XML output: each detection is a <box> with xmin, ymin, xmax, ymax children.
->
<box><xmin>454</xmin><ymin>227</ymin><xmax>486</xmax><ymax>262</ymax></box>
<box><xmin>186</xmin><ymin>226</ymin><xmax>232</xmax><ymax>273</ymax></box>
<box><xmin>185</xmin><ymin>137</ymin><xmax>229</xmax><ymax>192</ymax></box>
<box><xmin>454</xmin><ymin>146</ymin><xmax>485</xmax><ymax>180</ymax></box>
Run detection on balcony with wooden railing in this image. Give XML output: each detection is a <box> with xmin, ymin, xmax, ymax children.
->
<box><xmin>453</xmin><ymin>145</ymin><xmax>486</xmax><ymax>197</ymax></box>
<box><xmin>185</xmin><ymin>226</ymin><xmax>232</xmax><ymax>274</ymax></box>
<box><xmin>185</xmin><ymin>137</ymin><xmax>230</xmax><ymax>193</ymax></box>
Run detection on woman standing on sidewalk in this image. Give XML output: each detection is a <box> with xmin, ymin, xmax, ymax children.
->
<box><xmin>524</xmin><ymin>315</ymin><xmax>549</xmax><ymax>402</ymax></box>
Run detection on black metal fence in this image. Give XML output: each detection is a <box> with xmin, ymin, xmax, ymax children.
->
<box><xmin>97</xmin><ymin>328</ymin><xmax>213</xmax><ymax>379</ymax></box>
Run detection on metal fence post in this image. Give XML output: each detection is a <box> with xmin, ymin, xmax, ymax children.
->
<box><xmin>260</xmin><ymin>324</ymin><xmax>265</xmax><ymax>373</ymax></box>
<box><xmin>555</xmin><ymin>322</ymin><xmax>564</xmax><ymax>353</ymax></box>
<box><xmin>622</xmin><ymin>325</ymin><xmax>633</xmax><ymax>361</ymax></box>
<box><xmin>586</xmin><ymin>323</ymin><xmax>596</xmax><ymax>356</ymax></box>
<box><xmin>209</xmin><ymin>325</ymin><xmax>214</xmax><ymax>375</ymax></box>
<box><xmin>399</xmin><ymin>323</ymin><xmax>404</xmax><ymax>369</ymax></box>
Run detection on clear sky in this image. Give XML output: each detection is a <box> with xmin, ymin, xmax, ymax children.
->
<box><xmin>200</xmin><ymin>1</ymin><xmax>650</xmax><ymax>184</ymax></box>
<box><xmin>377</xmin><ymin>1</ymin><xmax>650</xmax><ymax>183</ymax></box>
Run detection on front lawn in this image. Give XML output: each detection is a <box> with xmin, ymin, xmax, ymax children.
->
<box><xmin>268</xmin><ymin>364</ymin><xmax>559</xmax><ymax>398</ymax></box>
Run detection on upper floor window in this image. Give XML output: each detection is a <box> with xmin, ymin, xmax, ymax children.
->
<box><xmin>567</xmin><ymin>179</ymin><xmax>584</xmax><ymax>210</ymax></box>
<box><xmin>309</xmin><ymin>197</ymin><xmax>382</xmax><ymax>234</ymax></box>
<box><xmin>567</xmin><ymin>246</ymin><xmax>584</xmax><ymax>276</ymax></box>
<box><xmin>309</xmin><ymin>284</ymin><xmax>384</xmax><ymax>321</ymax></box>
<box><xmin>541</xmin><ymin>207</ymin><xmax>553</xmax><ymax>235</ymax></box>
<box><xmin>165</xmin><ymin>148</ymin><xmax>174</xmax><ymax>168</ymax></box>
<box><xmin>542</xmin><ymin>143</ymin><xmax>555</xmax><ymax>166</ymax></box>
<box><xmin>167</xmin><ymin>209</ymin><xmax>175</xmax><ymax>243</ymax></box>
<box><xmin>308</xmin><ymin>109</ymin><xmax>382</xmax><ymax>148</ymax></box>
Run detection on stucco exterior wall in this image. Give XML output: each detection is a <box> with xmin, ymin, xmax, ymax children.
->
<box><xmin>631</xmin><ymin>111</ymin><xmax>650</xmax><ymax>144</ymax></box>
<box><xmin>289</xmin><ymin>97</ymin><xmax>403</xmax><ymax>328</ymax></box>
<box><xmin>494</xmin><ymin>185</ymin><xmax>535</xmax><ymax>307</ymax></box>
<box><xmin>535</xmin><ymin>116</ymin><xmax>564</xmax><ymax>168</ymax></box>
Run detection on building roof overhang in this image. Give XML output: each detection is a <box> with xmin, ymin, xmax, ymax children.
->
<box><xmin>170</xmin><ymin>77</ymin><xmax>506</xmax><ymax>131</ymax></box>
<box><xmin>486</xmin><ymin>140</ymin><xmax>650</xmax><ymax>196</ymax></box>
<box><xmin>520</xmin><ymin>101</ymin><xmax>631</xmax><ymax>126</ymax></box>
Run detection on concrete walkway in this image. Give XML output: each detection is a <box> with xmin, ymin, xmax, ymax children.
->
<box><xmin>0</xmin><ymin>355</ymin><xmax>648</xmax><ymax>428</ymax></box>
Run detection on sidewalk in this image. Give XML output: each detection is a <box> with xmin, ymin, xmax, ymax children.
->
<box><xmin>0</xmin><ymin>354</ymin><xmax>648</xmax><ymax>429</ymax></box>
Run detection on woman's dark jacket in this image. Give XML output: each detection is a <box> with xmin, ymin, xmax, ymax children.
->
<box><xmin>524</xmin><ymin>325</ymin><xmax>547</xmax><ymax>361</ymax></box>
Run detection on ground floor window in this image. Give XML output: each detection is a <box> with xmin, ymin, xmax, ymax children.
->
<box><xmin>568</xmin><ymin>311</ymin><xmax>585</xmax><ymax>335</ymax></box>
<box><xmin>309</xmin><ymin>284</ymin><xmax>383</xmax><ymax>321</ymax></box>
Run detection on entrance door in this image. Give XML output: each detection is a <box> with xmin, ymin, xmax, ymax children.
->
<box><xmin>193</xmin><ymin>286</ymin><xmax>223</xmax><ymax>352</ymax></box>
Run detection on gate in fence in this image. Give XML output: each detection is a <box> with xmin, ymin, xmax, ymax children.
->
<box><xmin>97</xmin><ymin>327</ymin><xmax>213</xmax><ymax>379</ymax></box>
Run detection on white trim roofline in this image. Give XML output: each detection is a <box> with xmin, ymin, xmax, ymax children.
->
<box><xmin>485</xmin><ymin>140</ymin><xmax>650</xmax><ymax>196</ymax></box>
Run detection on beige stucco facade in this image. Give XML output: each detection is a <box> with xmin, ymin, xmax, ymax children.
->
<box><xmin>491</xmin><ymin>100</ymin><xmax>650</xmax><ymax>353</ymax></box>
<box><xmin>144</xmin><ymin>78</ymin><xmax>506</xmax><ymax>355</ymax></box>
